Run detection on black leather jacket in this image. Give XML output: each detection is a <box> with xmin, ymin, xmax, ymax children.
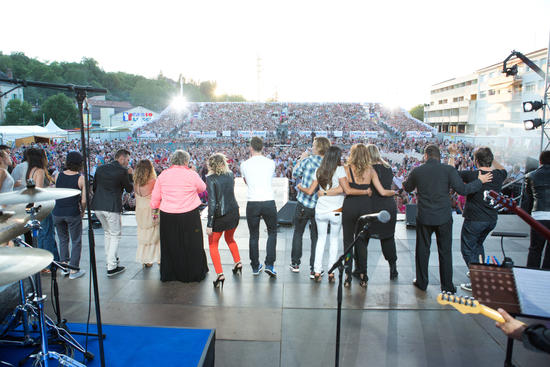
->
<box><xmin>522</xmin><ymin>165</ymin><xmax>550</xmax><ymax>213</ymax></box>
<box><xmin>91</xmin><ymin>161</ymin><xmax>133</xmax><ymax>213</ymax></box>
<box><xmin>206</xmin><ymin>173</ymin><xmax>239</xmax><ymax>227</ymax></box>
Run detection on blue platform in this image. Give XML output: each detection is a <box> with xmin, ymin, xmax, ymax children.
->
<box><xmin>0</xmin><ymin>323</ymin><xmax>215</xmax><ymax>367</ymax></box>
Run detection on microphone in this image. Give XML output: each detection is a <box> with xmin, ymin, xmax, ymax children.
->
<box><xmin>358</xmin><ymin>210</ymin><xmax>391</xmax><ymax>224</ymax></box>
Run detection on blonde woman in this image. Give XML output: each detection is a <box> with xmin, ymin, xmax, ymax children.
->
<box><xmin>340</xmin><ymin>144</ymin><xmax>396</xmax><ymax>287</ymax></box>
<box><xmin>365</xmin><ymin>144</ymin><xmax>398</xmax><ymax>280</ymax></box>
<box><xmin>206</xmin><ymin>153</ymin><xmax>241</xmax><ymax>288</ymax></box>
<box><xmin>134</xmin><ymin>159</ymin><xmax>160</xmax><ymax>267</ymax></box>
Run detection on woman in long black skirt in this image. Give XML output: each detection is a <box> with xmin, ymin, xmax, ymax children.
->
<box><xmin>151</xmin><ymin>150</ymin><xmax>209</xmax><ymax>282</ymax></box>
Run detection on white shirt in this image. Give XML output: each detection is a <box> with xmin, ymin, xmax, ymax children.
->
<box><xmin>315</xmin><ymin>166</ymin><xmax>346</xmax><ymax>214</ymax></box>
<box><xmin>241</xmin><ymin>155</ymin><xmax>275</xmax><ymax>201</ymax></box>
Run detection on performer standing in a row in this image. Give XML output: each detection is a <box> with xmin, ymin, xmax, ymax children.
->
<box><xmin>403</xmin><ymin>144</ymin><xmax>492</xmax><ymax>293</ymax></box>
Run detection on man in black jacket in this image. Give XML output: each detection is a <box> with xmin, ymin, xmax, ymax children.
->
<box><xmin>522</xmin><ymin>150</ymin><xmax>550</xmax><ymax>269</ymax></box>
<box><xmin>91</xmin><ymin>149</ymin><xmax>133</xmax><ymax>276</ymax></box>
<box><xmin>403</xmin><ymin>144</ymin><xmax>492</xmax><ymax>293</ymax></box>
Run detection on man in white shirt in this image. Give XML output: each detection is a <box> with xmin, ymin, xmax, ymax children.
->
<box><xmin>240</xmin><ymin>136</ymin><xmax>278</xmax><ymax>277</ymax></box>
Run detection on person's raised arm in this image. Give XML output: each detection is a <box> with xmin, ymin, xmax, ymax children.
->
<box><xmin>492</xmin><ymin>159</ymin><xmax>505</xmax><ymax>171</ymax></box>
<box><xmin>449</xmin><ymin>166</ymin><xmax>491</xmax><ymax>195</ymax></box>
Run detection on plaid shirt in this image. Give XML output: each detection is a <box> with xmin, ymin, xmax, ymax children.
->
<box><xmin>293</xmin><ymin>155</ymin><xmax>322</xmax><ymax>209</ymax></box>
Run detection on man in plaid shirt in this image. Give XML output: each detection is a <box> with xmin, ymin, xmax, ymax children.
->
<box><xmin>290</xmin><ymin>137</ymin><xmax>331</xmax><ymax>276</ymax></box>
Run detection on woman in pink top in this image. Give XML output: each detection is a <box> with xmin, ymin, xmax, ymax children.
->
<box><xmin>150</xmin><ymin>150</ymin><xmax>209</xmax><ymax>282</ymax></box>
<box><xmin>134</xmin><ymin>159</ymin><xmax>160</xmax><ymax>268</ymax></box>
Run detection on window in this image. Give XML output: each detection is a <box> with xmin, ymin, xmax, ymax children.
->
<box><xmin>479</xmin><ymin>91</ymin><xmax>486</xmax><ymax>98</ymax></box>
<box><xmin>524</xmin><ymin>82</ymin><xmax>536</xmax><ymax>93</ymax></box>
<box><xmin>488</xmin><ymin>89</ymin><xmax>496</xmax><ymax>96</ymax></box>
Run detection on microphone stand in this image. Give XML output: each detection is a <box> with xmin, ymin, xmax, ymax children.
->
<box><xmin>328</xmin><ymin>222</ymin><xmax>370</xmax><ymax>367</ymax></box>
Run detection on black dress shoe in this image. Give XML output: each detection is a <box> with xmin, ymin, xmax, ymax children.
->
<box><xmin>412</xmin><ymin>279</ymin><xmax>427</xmax><ymax>291</ymax></box>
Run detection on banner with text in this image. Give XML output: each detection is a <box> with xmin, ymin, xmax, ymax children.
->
<box><xmin>222</xmin><ymin>130</ymin><xmax>232</xmax><ymax>137</ymax></box>
<box><xmin>350</xmin><ymin>131</ymin><xmax>379</xmax><ymax>138</ymax></box>
<box><xmin>238</xmin><ymin>130</ymin><xmax>267</xmax><ymax>138</ymax></box>
<box><xmin>314</xmin><ymin>131</ymin><xmax>328</xmax><ymax>137</ymax></box>
<box><xmin>333</xmin><ymin>131</ymin><xmax>343</xmax><ymax>137</ymax></box>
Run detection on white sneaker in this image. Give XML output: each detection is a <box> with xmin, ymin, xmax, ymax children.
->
<box><xmin>466</xmin><ymin>271</ymin><xmax>470</xmax><ymax>279</ymax></box>
<box><xmin>460</xmin><ymin>283</ymin><xmax>472</xmax><ymax>292</ymax></box>
<box><xmin>69</xmin><ymin>270</ymin><xmax>86</xmax><ymax>280</ymax></box>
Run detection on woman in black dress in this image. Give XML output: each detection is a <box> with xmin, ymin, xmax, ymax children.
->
<box><xmin>365</xmin><ymin>144</ymin><xmax>398</xmax><ymax>280</ymax></box>
<box><xmin>205</xmin><ymin>153</ymin><xmax>241</xmax><ymax>288</ymax></box>
<box><xmin>339</xmin><ymin>144</ymin><xmax>396</xmax><ymax>287</ymax></box>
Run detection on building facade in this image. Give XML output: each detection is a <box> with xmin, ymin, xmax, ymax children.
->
<box><xmin>425</xmin><ymin>48</ymin><xmax>548</xmax><ymax>136</ymax></box>
<box><xmin>0</xmin><ymin>70</ymin><xmax>25</xmax><ymax>124</ymax></box>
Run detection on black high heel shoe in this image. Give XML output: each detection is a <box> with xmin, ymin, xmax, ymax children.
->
<box><xmin>232</xmin><ymin>262</ymin><xmax>243</xmax><ymax>275</ymax></box>
<box><xmin>359</xmin><ymin>273</ymin><xmax>368</xmax><ymax>288</ymax></box>
<box><xmin>344</xmin><ymin>273</ymin><xmax>352</xmax><ymax>288</ymax></box>
<box><xmin>213</xmin><ymin>273</ymin><xmax>225</xmax><ymax>289</ymax></box>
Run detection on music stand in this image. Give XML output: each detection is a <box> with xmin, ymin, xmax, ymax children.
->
<box><xmin>470</xmin><ymin>263</ymin><xmax>550</xmax><ymax>367</ymax></box>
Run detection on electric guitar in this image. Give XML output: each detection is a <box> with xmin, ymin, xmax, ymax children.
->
<box><xmin>484</xmin><ymin>190</ymin><xmax>550</xmax><ymax>241</ymax></box>
<box><xmin>436</xmin><ymin>293</ymin><xmax>527</xmax><ymax>325</ymax></box>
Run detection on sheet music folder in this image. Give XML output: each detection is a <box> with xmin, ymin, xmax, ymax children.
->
<box><xmin>470</xmin><ymin>264</ymin><xmax>550</xmax><ymax>320</ymax></box>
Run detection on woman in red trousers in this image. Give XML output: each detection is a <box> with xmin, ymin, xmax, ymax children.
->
<box><xmin>206</xmin><ymin>153</ymin><xmax>242</xmax><ymax>288</ymax></box>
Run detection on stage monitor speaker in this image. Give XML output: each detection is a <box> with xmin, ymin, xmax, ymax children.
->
<box><xmin>405</xmin><ymin>204</ymin><xmax>417</xmax><ymax>227</ymax></box>
<box><xmin>277</xmin><ymin>200</ymin><xmax>297</xmax><ymax>225</ymax></box>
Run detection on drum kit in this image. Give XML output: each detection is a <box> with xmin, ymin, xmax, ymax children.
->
<box><xmin>0</xmin><ymin>181</ymin><xmax>95</xmax><ymax>367</ymax></box>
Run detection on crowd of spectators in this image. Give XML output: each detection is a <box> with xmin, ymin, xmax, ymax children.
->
<box><xmin>133</xmin><ymin>103</ymin><xmax>431</xmax><ymax>138</ymax></box>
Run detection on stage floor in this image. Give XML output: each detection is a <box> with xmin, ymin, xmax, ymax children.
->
<box><xmin>42</xmin><ymin>213</ymin><xmax>548</xmax><ymax>367</ymax></box>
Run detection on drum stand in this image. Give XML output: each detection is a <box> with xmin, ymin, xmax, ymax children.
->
<box><xmin>0</xmin><ymin>204</ymin><xmax>91</xmax><ymax>367</ymax></box>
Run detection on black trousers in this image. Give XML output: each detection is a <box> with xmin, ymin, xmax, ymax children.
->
<box><xmin>415</xmin><ymin>219</ymin><xmax>455</xmax><ymax>292</ymax></box>
<box><xmin>246</xmin><ymin>200</ymin><xmax>278</xmax><ymax>269</ymax></box>
<box><xmin>290</xmin><ymin>202</ymin><xmax>318</xmax><ymax>269</ymax></box>
<box><xmin>527</xmin><ymin>220</ymin><xmax>550</xmax><ymax>269</ymax></box>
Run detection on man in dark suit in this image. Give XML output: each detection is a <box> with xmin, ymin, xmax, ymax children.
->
<box><xmin>91</xmin><ymin>149</ymin><xmax>133</xmax><ymax>276</ymax></box>
<box><xmin>403</xmin><ymin>144</ymin><xmax>492</xmax><ymax>293</ymax></box>
<box><xmin>522</xmin><ymin>150</ymin><xmax>550</xmax><ymax>269</ymax></box>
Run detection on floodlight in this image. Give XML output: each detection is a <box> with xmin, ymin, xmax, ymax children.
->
<box><xmin>523</xmin><ymin>101</ymin><xmax>544</xmax><ymax>113</ymax></box>
<box><xmin>524</xmin><ymin>118</ymin><xmax>544</xmax><ymax>130</ymax></box>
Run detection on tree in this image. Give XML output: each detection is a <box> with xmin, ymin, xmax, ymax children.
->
<box><xmin>39</xmin><ymin>93</ymin><xmax>80</xmax><ymax>129</ymax></box>
<box><xmin>4</xmin><ymin>99</ymin><xmax>35</xmax><ymax>125</ymax></box>
<box><xmin>409</xmin><ymin>104</ymin><xmax>424</xmax><ymax>121</ymax></box>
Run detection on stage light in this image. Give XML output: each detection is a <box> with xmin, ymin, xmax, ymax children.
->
<box><xmin>171</xmin><ymin>95</ymin><xmax>187</xmax><ymax>111</ymax></box>
<box><xmin>504</xmin><ymin>64</ymin><xmax>518</xmax><ymax>77</ymax></box>
<box><xmin>524</xmin><ymin>118</ymin><xmax>544</xmax><ymax>130</ymax></box>
<box><xmin>523</xmin><ymin>101</ymin><xmax>544</xmax><ymax>113</ymax></box>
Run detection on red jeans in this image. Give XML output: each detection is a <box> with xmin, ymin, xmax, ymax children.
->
<box><xmin>208</xmin><ymin>227</ymin><xmax>241</xmax><ymax>274</ymax></box>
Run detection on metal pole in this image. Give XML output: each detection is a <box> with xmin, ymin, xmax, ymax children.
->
<box><xmin>541</xmin><ymin>33</ymin><xmax>550</xmax><ymax>152</ymax></box>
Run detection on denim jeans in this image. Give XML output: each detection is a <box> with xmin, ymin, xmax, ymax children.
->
<box><xmin>53</xmin><ymin>215</ymin><xmax>83</xmax><ymax>268</ymax></box>
<box><xmin>38</xmin><ymin>213</ymin><xmax>60</xmax><ymax>263</ymax></box>
<box><xmin>460</xmin><ymin>219</ymin><xmax>496</xmax><ymax>266</ymax></box>
<box><xmin>246</xmin><ymin>201</ymin><xmax>277</xmax><ymax>269</ymax></box>
<box><xmin>290</xmin><ymin>202</ymin><xmax>318</xmax><ymax>269</ymax></box>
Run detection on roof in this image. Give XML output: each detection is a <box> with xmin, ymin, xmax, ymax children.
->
<box><xmin>87</xmin><ymin>99</ymin><xmax>133</xmax><ymax>109</ymax></box>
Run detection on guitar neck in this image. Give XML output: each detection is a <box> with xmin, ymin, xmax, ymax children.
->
<box><xmin>479</xmin><ymin>305</ymin><xmax>506</xmax><ymax>323</ymax></box>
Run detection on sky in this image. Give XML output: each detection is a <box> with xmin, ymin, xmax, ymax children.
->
<box><xmin>2</xmin><ymin>0</ymin><xmax>549</xmax><ymax>108</ymax></box>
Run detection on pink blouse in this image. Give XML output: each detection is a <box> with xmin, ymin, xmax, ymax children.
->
<box><xmin>150</xmin><ymin>166</ymin><xmax>206</xmax><ymax>214</ymax></box>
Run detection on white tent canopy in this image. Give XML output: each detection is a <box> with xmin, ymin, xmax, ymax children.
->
<box><xmin>0</xmin><ymin>125</ymin><xmax>66</xmax><ymax>141</ymax></box>
<box><xmin>45</xmin><ymin>119</ymin><xmax>67</xmax><ymax>135</ymax></box>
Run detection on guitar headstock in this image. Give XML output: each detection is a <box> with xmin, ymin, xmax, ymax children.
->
<box><xmin>437</xmin><ymin>292</ymin><xmax>482</xmax><ymax>315</ymax></box>
<box><xmin>483</xmin><ymin>190</ymin><xmax>517</xmax><ymax>211</ymax></box>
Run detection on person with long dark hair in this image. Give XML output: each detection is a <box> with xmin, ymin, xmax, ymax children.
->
<box><xmin>27</xmin><ymin>148</ymin><xmax>59</xmax><ymax>269</ymax></box>
<box><xmin>150</xmin><ymin>150</ymin><xmax>209</xmax><ymax>282</ymax></box>
<box><xmin>53</xmin><ymin>152</ymin><xmax>86</xmax><ymax>279</ymax></box>
<box><xmin>364</xmin><ymin>144</ymin><xmax>399</xmax><ymax>280</ymax></box>
<box><xmin>206</xmin><ymin>153</ymin><xmax>241</xmax><ymax>288</ymax></box>
<box><xmin>340</xmin><ymin>144</ymin><xmax>396</xmax><ymax>288</ymax></box>
<box><xmin>298</xmin><ymin>146</ymin><xmax>346</xmax><ymax>282</ymax></box>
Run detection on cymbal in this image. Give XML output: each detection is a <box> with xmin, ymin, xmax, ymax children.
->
<box><xmin>0</xmin><ymin>247</ymin><xmax>53</xmax><ymax>286</ymax></box>
<box><xmin>0</xmin><ymin>187</ymin><xmax>80</xmax><ymax>206</ymax></box>
<box><xmin>0</xmin><ymin>201</ymin><xmax>54</xmax><ymax>244</ymax></box>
